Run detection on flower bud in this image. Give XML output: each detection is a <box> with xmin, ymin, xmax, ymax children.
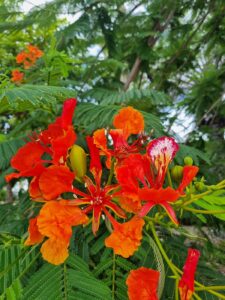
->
<box><xmin>171</xmin><ymin>165</ymin><xmax>184</xmax><ymax>181</ymax></box>
<box><xmin>69</xmin><ymin>145</ymin><xmax>87</xmax><ymax>179</ymax></box>
<box><xmin>184</xmin><ymin>156</ymin><xmax>193</xmax><ymax>166</ymax></box>
<box><xmin>195</xmin><ymin>182</ymin><xmax>205</xmax><ymax>191</ymax></box>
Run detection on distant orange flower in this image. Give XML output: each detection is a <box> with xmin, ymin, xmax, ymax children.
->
<box><xmin>126</xmin><ymin>267</ymin><xmax>160</xmax><ymax>300</ymax></box>
<box><xmin>105</xmin><ymin>216</ymin><xmax>144</xmax><ymax>258</ymax></box>
<box><xmin>16</xmin><ymin>44</ymin><xmax>43</xmax><ymax>69</ymax></box>
<box><xmin>179</xmin><ymin>248</ymin><xmax>200</xmax><ymax>300</ymax></box>
<box><xmin>11</xmin><ymin>69</ymin><xmax>24</xmax><ymax>83</ymax></box>
<box><xmin>93</xmin><ymin>106</ymin><xmax>145</xmax><ymax>168</ymax></box>
<box><xmin>25</xmin><ymin>200</ymin><xmax>88</xmax><ymax>265</ymax></box>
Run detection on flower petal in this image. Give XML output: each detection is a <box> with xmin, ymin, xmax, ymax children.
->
<box><xmin>179</xmin><ymin>248</ymin><xmax>200</xmax><ymax>300</ymax></box>
<box><xmin>24</xmin><ymin>217</ymin><xmax>44</xmax><ymax>246</ymax></box>
<box><xmin>178</xmin><ymin>166</ymin><xmax>199</xmax><ymax>193</ymax></box>
<box><xmin>160</xmin><ymin>202</ymin><xmax>179</xmax><ymax>225</ymax></box>
<box><xmin>105</xmin><ymin>217</ymin><xmax>144</xmax><ymax>258</ymax></box>
<box><xmin>113</xmin><ymin>106</ymin><xmax>144</xmax><ymax>138</ymax></box>
<box><xmin>126</xmin><ymin>267</ymin><xmax>160</xmax><ymax>300</ymax></box>
<box><xmin>40</xmin><ymin>238</ymin><xmax>69</xmax><ymax>265</ymax></box>
<box><xmin>39</xmin><ymin>165</ymin><xmax>74</xmax><ymax>200</ymax></box>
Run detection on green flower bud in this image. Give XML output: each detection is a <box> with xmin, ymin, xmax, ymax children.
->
<box><xmin>171</xmin><ymin>165</ymin><xmax>184</xmax><ymax>181</ymax></box>
<box><xmin>195</xmin><ymin>182</ymin><xmax>205</xmax><ymax>192</ymax></box>
<box><xmin>69</xmin><ymin>145</ymin><xmax>87</xmax><ymax>179</ymax></box>
<box><xmin>184</xmin><ymin>156</ymin><xmax>193</xmax><ymax>166</ymax></box>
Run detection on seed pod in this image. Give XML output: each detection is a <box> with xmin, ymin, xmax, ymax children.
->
<box><xmin>69</xmin><ymin>145</ymin><xmax>87</xmax><ymax>179</ymax></box>
<box><xmin>171</xmin><ymin>165</ymin><xmax>184</xmax><ymax>181</ymax></box>
<box><xmin>184</xmin><ymin>156</ymin><xmax>193</xmax><ymax>166</ymax></box>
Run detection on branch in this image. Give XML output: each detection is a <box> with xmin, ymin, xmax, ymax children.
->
<box><xmin>123</xmin><ymin>9</ymin><xmax>175</xmax><ymax>91</ymax></box>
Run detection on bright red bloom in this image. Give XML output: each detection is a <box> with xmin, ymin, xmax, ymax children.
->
<box><xmin>104</xmin><ymin>216</ymin><xmax>144</xmax><ymax>258</ymax></box>
<box><xmin>93</xmin><ymin>106</ymin><xmax>145</xmax><ymax>168</ymax></box>
<box><xmin>11</xmin><ymin>69</ymin><xmax>24</xmax><ymax>83</ymax></box>
<box><xmin>126</xmin><ymin>267</ymin><xmax>160</xmax><ymax>300</ymax></box>
<box><xmin>69</xmin><ymin>136</ymin><xmax>126</xmax><ymax>234</ymax></box>
<box><xmin>116</xmin><ymin>137</ymin><xmax>199</xmax><ymax>224</ymax></box>
<box><xmin>6</xmin><ymin>99</ymin><xmax>77</xmax><ymax>185</ymax></box>
<box><xmin>25</xmin><ymin>200</ymin><xmax>88</xmax><ymax>265</ymax></box>
<box><xmin>179</xmin><ymin>248</ymin><xmax>200</xmax><ymax>300</ymax></box>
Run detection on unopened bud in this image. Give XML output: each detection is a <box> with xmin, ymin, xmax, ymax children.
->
<box><xmin>69</xmin><ymin>145</ymin><xmax>87</xmax><ymax>179</ymax></box>
<box><xmin>184</xmin><ymin>156</ymin><xmax>193</xmax><ymax>166</ymax></box>
<box><xmin>195</xmin><ymin>182</ymin><xmax>205</xmax><ymax>191</ymax></box>
<box><xmin>171</xmin><ymin>165</ymin><xmax>184</xmax><ymax>181</ymax></box>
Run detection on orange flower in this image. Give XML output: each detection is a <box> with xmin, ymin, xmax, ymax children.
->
<box><xmin>179</xmin><ymin>248</ymin><xmax>200</xmax><ymax>300</ymax></box>
<box><xmin>93</xmin><ymin>107</ymin><xmax>145</xmax><ymax>168</ymax></box>
<box><xmin>126</xmin><ymin>267</ymin><xmax>160</xmax><ymax>300</ymax></box>
<box><xmin>11</xmin><ymin>69</ymin><xmax>24</xmax><ymax>83</ymax></box>
<box><xmin>25</xmin><ymin>200</ymin><xmax>88</xmax><ymax>265</ymax></box>
<box><xmin>16</xmin><ymin>45</ymin><xmax>43</xmax><ymax>69</ymax></box>
<box><xmin>104</xmin><ymin>216</ymin><xmax>144</xmax><ymax>258</ymax></box>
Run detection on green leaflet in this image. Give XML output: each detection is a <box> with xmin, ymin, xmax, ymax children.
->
<box><xmin>0</xmin><ymin>85</ymin><xmax>76</xmax><ymax>113</ymax></box>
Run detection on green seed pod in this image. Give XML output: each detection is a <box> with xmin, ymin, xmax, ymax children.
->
<box><xmin>184</xmin><ymin>156</ymin><xmax>193</xmax><ymax>166</ymax></box>
<box><xmin>171</xmin><ymin>165</ymin><xmax>184</xmax><ymax>182</ymax></box>
<box><xmin>69</xmin><ymin>145</ymin><xmax>87</xmax><ymax>179</ymax></box>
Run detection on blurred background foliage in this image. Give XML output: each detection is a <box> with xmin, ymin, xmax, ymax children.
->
<box><xmin>0</xmin><ymin>0</ymin><xmax>225</xmax><ymax>299</ymax></box>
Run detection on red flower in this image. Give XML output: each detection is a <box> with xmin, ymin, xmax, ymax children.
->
<box><xmin>11</xmin><ymin>69</ymin><xmax>24</xmax><ymax>83</ymax></box>
<box><xmin>93</xmin><ymin>106</ymin><xmax>145</xmax><ymax>168</ymax></box>
<box><xmin>69</xmin><ymin>136</ymin><xmax>126</xmax><ymax>234</ymax></box>
<box><xmin>116</xmin><ymin>137</ymin><xmax>199</xmax><ymax>224</ymax></box>
<box><xmin>126</xmin><ymin>267</ymin><xmax>160</xmax><ymax>300</ymax></box>
<box><xmin>6</xmin><ymin>99</ymin><xmax>77</xmax><ymax>184</ymax></box>
<box><xmin>179</xmin><ymin>248</ymin><xmax>200</xmax><ymax>300</ymax></box>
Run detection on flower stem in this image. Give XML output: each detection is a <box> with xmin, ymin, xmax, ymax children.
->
<box><xmin>166</xmin><ymin>169</ymin><xmax>173</xmax><ymax>188</ymax></box>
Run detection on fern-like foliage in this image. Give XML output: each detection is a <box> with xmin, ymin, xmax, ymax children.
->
<box><xmin>83</xmin><ymin>87</ymin><xmax>171</xmax><ymax>106</ymax></box>
<box><xmin>21</xmin><ymin>254</ymin><xmax>111</xmax><ymax>300</ymax></box>
<box><xmin>0</xmin><ymin>85</ymin><xmax>76</xmax><ymax>113</ymax></box>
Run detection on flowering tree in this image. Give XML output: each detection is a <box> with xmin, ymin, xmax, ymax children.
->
<box><xmin>1</xmin><ymin>1</ymin><xmax>225</xmax><ymax>299</ymax></box>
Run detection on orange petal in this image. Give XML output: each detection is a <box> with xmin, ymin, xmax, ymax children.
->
<box><xmin>105</xmin><ymin>217</ymin><xmax>144</xmax><ymax>258</ymax></box>
<box><xmin>37</xmin><ymin>200</ymin><xmax>88</xmax><ymax>240</ymax></box>
<box><xmin>29</xmin><ymin>176</ymin><xmax>42</xmax><ymax>199</ymax></box>
<box><xmin>126</xmin><ymin>267</ymin><xmax>159</xmax><ymax>300</ymax></box>
<box><xmin>39</xmin><ymin>165</ymin><xmax>74</xmax><ymax>200</ymax></box>
<box><xmin>40</xmin><ymin>238</ymin><xmax>69</xmax><ymax>265</ymax></box>
<box><xmin>113</xmin><ymin>106</ymin><xmax>144</xmax><ymax>138</ymax></box>
<box><xmin>24</xmin><ymin>217</ymin><xmax>44</xmax><ymax>246</ymax></box>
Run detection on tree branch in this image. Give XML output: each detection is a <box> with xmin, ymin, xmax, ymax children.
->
<box><xmin>123</xmin><ymin>9</ymin><xmax>175</xmax><ymax>91</ymax></box>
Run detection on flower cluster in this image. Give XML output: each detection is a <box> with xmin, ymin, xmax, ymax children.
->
<box><xmin>11</xmin><ymin>45</ymin><xmax>43</xmax><ymax>83</ymax></box>
<box><xmin>6</xmin><ymin>99</ymin><xmax>201</xmax><ymax>298</ymax></box>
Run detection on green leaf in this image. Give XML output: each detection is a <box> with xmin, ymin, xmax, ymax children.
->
<box><xmin>0</xmin><ymin>85</ymin><xmax>76</xmax><ymax>113</ymax></box>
